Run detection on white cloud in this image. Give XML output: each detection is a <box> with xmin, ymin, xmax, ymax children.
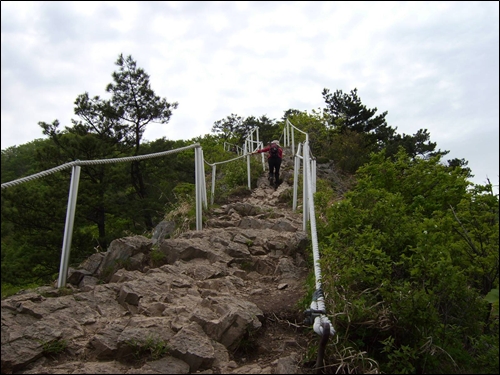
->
<box><xmin>1</xmin><ymin>1</ymin><xmax>498</xmax><ymax>192</ymax></box>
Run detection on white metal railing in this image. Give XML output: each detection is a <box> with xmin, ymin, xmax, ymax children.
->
<box><xmin>237</xmin><ymin>119</ymin><xmax>332</xmax><ymax>339</ymax></box>
<box><xmin>285</xmin><ymin>119</ymin><xmax>317</xmax><ymax>228</ymax></box>
<box><xmin>243</xmin><ymin>126</ymin><xmax>266</xmax><ymax>173</ymax></box>
<box><xmin>281</xmin><ymin>119</ymin><xmax>333</xmax><ymax>339</ymax></box>
<box><xmin>223</xmin><ymin>141</ymin><xmax>244</xmax><ymax>155</ymax></box>
<box><xmin>205</xmin><ymin>126</ymin><xmax>264</xmax><ymax>203</ymax></box>
<box><xmin>283</xmin><ymin>118</ymin><xmax>307</xmax><ymax>157</ymax></box>
<box><xmin>205</xmin><ymin>152</ymin><xmax>251</xmax><ymax>205</ymax></box>
<box><xmin>3</xmin><ymin>121</ymin><xmax>334</xmax><ymax>340</ymax></box>
<box><xmin>1</xmin><ymin>143</ymin><xmax>206</xmax><ymax>288</ymax></box>
<box><xmin>302</xmin><ymin>140</ymin><xmax>332</xmax><ymax>338</ymax></box>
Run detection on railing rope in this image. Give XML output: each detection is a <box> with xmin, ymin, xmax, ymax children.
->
<box><xmin>4</xmin><ymin>122</ymin><xmax>335</xmax><ymax>353</ymax></box>
<box><xmin>306</xmin><ymin>145</ymin><xmax>333</xmax><ymax>336</ymax></box>
<box><xmin>283</xmin><ymin>120</ymin><xmax>334</xmax><ymax>359</ymax></box>
<box><xmin>2</xmin><ymin>143</ymin><xmax>203</xmax><ymax>288</ymax></box>
<box><xmin>204</xmin><ymin>150</ymin><xmax>253</xmax><ymax>205</ymax></box>
<box><xmin>1</xmin><ymin>161</ymin><xmax>79</xmax><ymax>189</ymax></box>
<box><xmin>224</xmin><ymin>141</ymin><xmax>244</xmax><ymax>155</ymax></box>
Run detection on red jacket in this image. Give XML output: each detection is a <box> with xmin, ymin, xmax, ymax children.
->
<box><xmin>256</xmin><ymin>144</ymin><xmax>283</xmax><ymax>159</ymax></box>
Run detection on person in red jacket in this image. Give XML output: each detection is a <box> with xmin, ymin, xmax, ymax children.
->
<box><xmin>253</xmin><ymin>140</ymin><xmax>283</xmax><ymax>188</ymax></box>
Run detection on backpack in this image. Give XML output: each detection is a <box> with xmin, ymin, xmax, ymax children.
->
<box><xmin>269</xmin><ymin>143</ymin><xmax>279</xmax><ymax>158</ymax></box>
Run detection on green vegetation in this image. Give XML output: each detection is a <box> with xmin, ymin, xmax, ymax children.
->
<box><xmin>1</xmin><ymin>52</ymin><xmax>497</xmax><ymax>373</ymax></box>
<box><xmin>1</xmin><ymin>282</ymin><xmax>40</xmax><ymax>299</ymax></box>
<box><xmin>126</xmin><ymin>335</ymin><xmax>169</xmax><ymax>361</ymax></box>
<box><xmin>38</xmin><ymin>338</ymin><xmax>67</xmax><ymax>356</ymax></box>
<box><xmin>150</xmin><ymin>247</ymin><xmax>166</xmax><ymax>267</ymax></box>
<box><xmin>485</xmin><ymin>288</ymin><xmax>499</xmax><ymax>317</ymax></box>
<box><xmin>314</xmin><ymin>148</ymin><xmax>498</xmax><ymax>374</ymax></box>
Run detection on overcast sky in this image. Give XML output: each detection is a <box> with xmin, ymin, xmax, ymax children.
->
<box><xmin>1</xmin><ymin>1</ymin><xmax>498</xmax><ymax>191</ymax></box>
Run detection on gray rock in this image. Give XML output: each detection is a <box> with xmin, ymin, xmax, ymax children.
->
<box><xmin>1</xmin><ymin>177</ymin><xmax>312</xmax><ymax>374</ymax></box>
<box><xmin>152</xmin><ymin>220</ymin><xmax>176</xmax><ymax>245</ymax></box>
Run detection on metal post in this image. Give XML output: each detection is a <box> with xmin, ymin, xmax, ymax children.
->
<box><xmin>303</xmin><ymin>141</ymin><xmax>309</xmax><ymax>231</ymax></box>
<box><xmin>260</xmin><ymin>141</ymin><xmax>265</xmax><ymax>171</ymax></box>
<box><xmin>286</xmin><ymin>119</ymin><xmax>293</xmax><ymax>151</ymax></box>
<box><xmin>293</xmin><ymin>151</ymin><xmax>300</xmax><ymax>212</ymax></box>
<box><xmin>195</xmin><ymin>147</ymin><xmax>202</xmax><ymax>230</ymax></box>
<box><xmin>247</xmin><ymin>152</ymin><xmax>251</xmax><ymax>190</ymax></box>
<box><xmin>57</xmin><ymin>164</ymin><xmax>81</xmax><ymax>288</ymax></box>
<box><xmin>256</xmin><ymin>127</ymin><xmax>260</xmax><ymax>152</ymax></box>
<box><xmin>312</xmin><ymin>158</ymin><xmax>317</xmax><ymax>194</ymax></box>
<box><xmin>211</xmin><ymin>164</ymin><xmax>216</xmax><ymax>205</ymax></box>
<box><xmin>201</xmin><ymin>149</ymin><xmax>207</xmax><ymax>208</ymax></box>
<box><xmin>302</xmin><ymin>152</ymin><xmax>308</xmax><ymax>230</ymax></box>
<box><xmin>283</xmin><ymin>120</ymin><xmax>287</xmax><ymax>147</ymax></box>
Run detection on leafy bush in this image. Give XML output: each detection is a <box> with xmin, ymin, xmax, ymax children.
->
<box><xmin>39</xmin><ymin>338</ymin><xmax>67</xmax><ymax>356</ymax></box>
<box><xmin>150</xmin><ymin>248</ymin><xmax>166</xmax><ymax>267</ymax></box>
<box><xmin>126</xmin><ymin>335</ymin><xmax>169</xmax><ymax>361</ymax></box>
<box><xmin>317</xmin><ymin>149</ymin><xmax>499</xmax><ymax>373</ymax></box>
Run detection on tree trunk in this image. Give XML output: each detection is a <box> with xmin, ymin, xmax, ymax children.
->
<box><xmin>131</xmin><ymin>160</ymin><xmax>153</xmax><ymax>230</ymax></box>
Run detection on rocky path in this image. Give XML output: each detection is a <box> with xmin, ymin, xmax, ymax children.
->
<box><xmin>217</xmin><ymin>175</ymin><xmax>316</xmax><ymax>374</ymax></box>
<box><xmin>1</xmin><ymin>155</ymin><xmax>320</xmax><ymax>374</ymax></box>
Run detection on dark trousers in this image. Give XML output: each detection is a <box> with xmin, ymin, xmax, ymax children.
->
<box><xmin>268</xmin><ymin>157</ymin><xmax>282</xmax><ymax>183</ymax></box>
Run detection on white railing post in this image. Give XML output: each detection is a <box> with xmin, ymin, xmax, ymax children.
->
<box><xmin>287</xmin><ymin>121</ymin><xmax>290</xmax><ymax>147</ymax></box>
<box><xmin>195</xmin><ymin>147</ymin><xmax>202</xmax><ymax>230</ymax></box>
<box><xmin>292</xmin><ymin>143</ymin><xmax>302</xmax><ymax>212</ymax></box>
<box><xmin>303</xmin><ymin>141</ymin><xmax>309</xmax><ymax>231</ymax></box>
<box><xmin>247</xmin><ymin>151</ymin><xmax>251</xmax><ymax>190</ymax></box>
<box><xmin>211</xmin><ymin>164</ymin><xmax>216</xmax><ymax>205</ymax></box>
<box><xmin>201</xmin><ymin>149</ymin><xmax>207</xmax><ymax>209</ymax></box>
<box><xmin>312</xmin><ymin>158</ymin><xmax>317</xmax><ymax>194</ymax></box>
<box><xmin>286</xmin><ymin>122</ymin><xmax>290</xmax><ymax>147</ymax></box>
<box><xmin>57</xmin><ymin>164</ymin><xmax>81</xmax><ymax>288</ymax></box>
<box><xmin>256</xmin><ymin>127</ymin><xmax>260</xmax><ymax>152</ymax></box>
<box><xmin>286</xmin><ymin>120</ymin><xmax>290</xmax><ymax>147</ymax></box>
<box><xmin>4</xmin><ymin>143</ymin><xmax>202</xmax><ymax>288</ymax></box>
<box><xmin>259</xmin><ymin>141</ymin><xmax>266</xmax><ymax>171</ymax></box>
<box><xmin>283</xmin><ymin>121</ymin><xmax>288</xmax><ymax>147</ymax></box>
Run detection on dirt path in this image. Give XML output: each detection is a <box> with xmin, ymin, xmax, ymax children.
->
<box><xmin>224</xmin><ymin>173</ymin><xmax>321</xmax><ymax>374</ymax></box>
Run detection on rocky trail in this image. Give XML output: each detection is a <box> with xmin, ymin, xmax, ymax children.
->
<box><xmin>1</xmin><ymin>152</ymin><xmax>324</xmax><ymax>374</ymax></box>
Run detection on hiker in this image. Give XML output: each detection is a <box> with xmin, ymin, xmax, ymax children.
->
<box><xmin>253</xmin><ymin>140</ymin><xmax>283</xmax><ymax>187</ymax></box>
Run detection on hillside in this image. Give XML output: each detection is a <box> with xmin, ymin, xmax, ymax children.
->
<box><xmin>1</xmin><ymin>153</ymin><xmax>329</xmax><ymax>374</ymax></box>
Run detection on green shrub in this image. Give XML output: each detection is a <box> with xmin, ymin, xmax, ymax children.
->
<box><xmin>150</xmin><ymin>248</ymin><xmax>166</xmax><ymax>266</ymax></box>
<box><xmin>39</xmin><ymin>338</ymin><xmax>67</xmax><ymax>356</ymax></box>
<box><xmin>317</xmin><ymin>149</ymin><xmax>499</xmax><ymax>373</ymax></box>
<box><xmin>126</xmin><ymin>335</ymin><xmax>169</xmax><ymax>361</ymax></box>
